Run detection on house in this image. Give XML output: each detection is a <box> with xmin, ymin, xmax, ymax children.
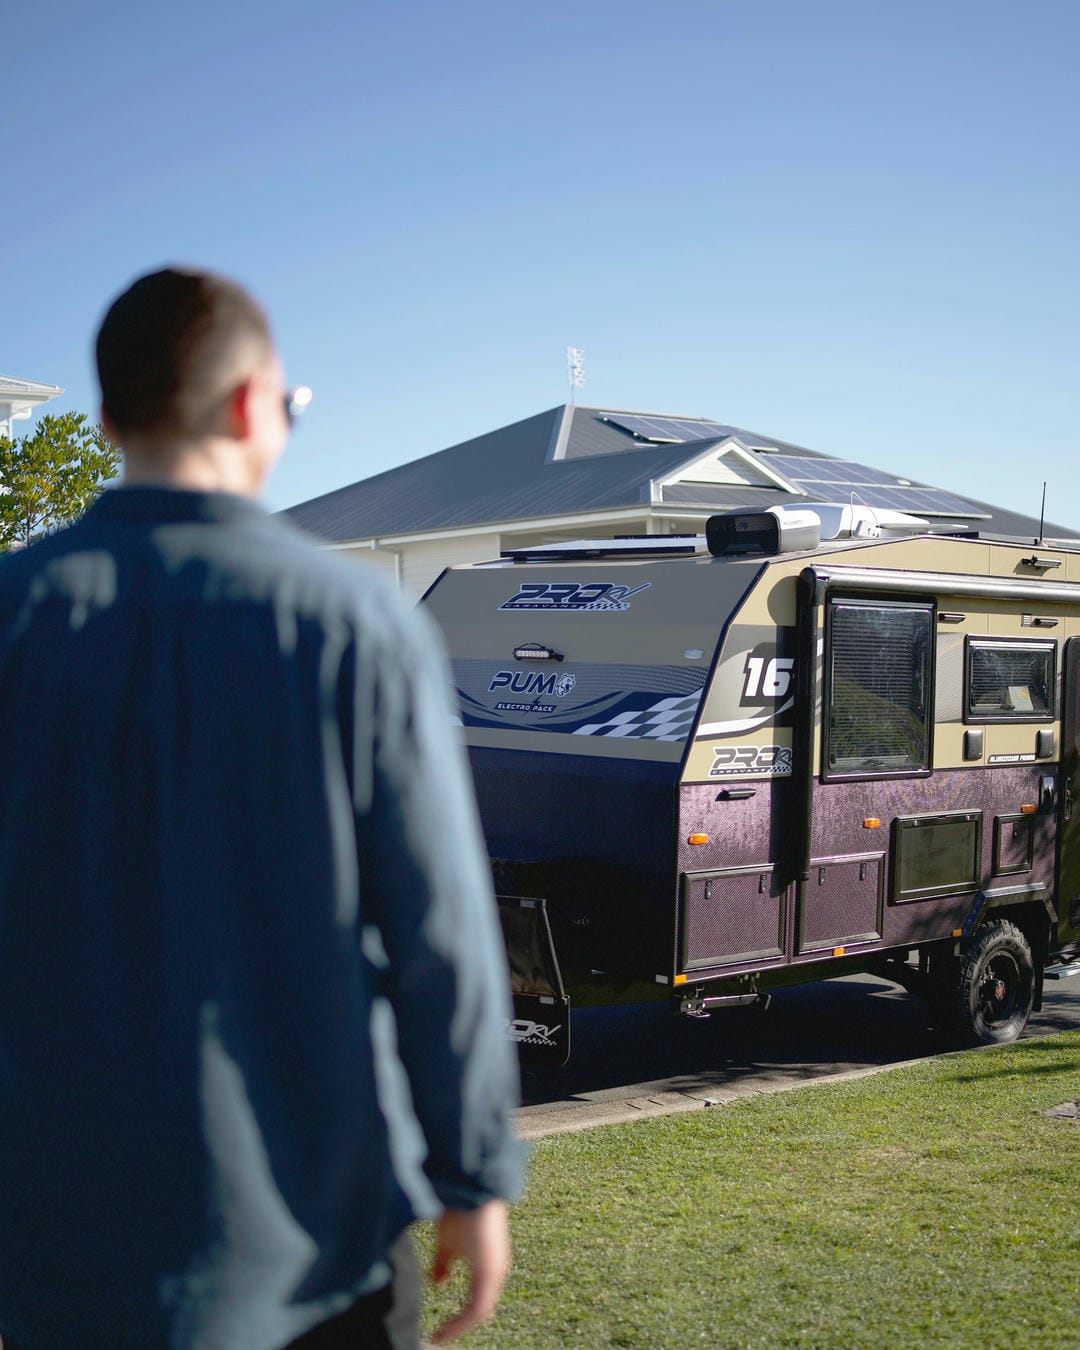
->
<box><xmin>283</xmin><ymin>404</ymin><xmax>1078</xmax><ymax>599</ymax></box>
<box><xmin>0</xmin><ymin>375</ymin><xmax>63</xmax><ymax>440</ymax></box>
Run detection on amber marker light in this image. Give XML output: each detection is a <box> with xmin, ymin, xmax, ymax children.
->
<box><xmin>833</xmin><ymin>946</ymin><xmax>846</xmax><ymax>957</ymax></box>
<box><xmin>688</xmin><ymin>833</ymin><xmax>709</xmax><ymax>845</ymax></box>
<box><xmin>674</xmin><ymin>974</ymin><xmax>687</xmax><ymax>986</ymax></box>
<box><xmin>1020</xmin><ymin>803</ymin><xmax>1036</xmax><ymax>814</ymax></box>
<box><xmin>863</xmin><ymin>817</ymin><xmax>880</xmax><ymax>828</ymax></box>
<box><xmin>952</xmin><ymin>929</ymin><xmax>963</xmax><ymax>938</ymax></box>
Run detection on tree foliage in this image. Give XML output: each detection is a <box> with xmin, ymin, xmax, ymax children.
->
<box><xmin>0</xmin><ymin>413</ymin><xmax>120</xmax><ymax>552</ymax></box>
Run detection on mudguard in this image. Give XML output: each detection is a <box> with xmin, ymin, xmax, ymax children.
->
<box><xmin>496</xmin><ymin>895</ymin><xmax>570</xmax><ymax>1067</ymax></box>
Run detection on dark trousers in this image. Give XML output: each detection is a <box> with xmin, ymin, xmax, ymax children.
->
<box><xmin>284</xmin><ymin>1232</ymin><xmax>422</xmax><ymax>1350</ymax></box>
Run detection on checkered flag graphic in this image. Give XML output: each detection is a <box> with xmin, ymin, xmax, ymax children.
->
<box><xmin>572</xmin><ymin>691</ymin><xmax>702</xmax><ymax>741</ymax></box>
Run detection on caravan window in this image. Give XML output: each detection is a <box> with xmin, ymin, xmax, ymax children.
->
<box><xmin>966</xmin><ymin>639</ymin><xmax>1055</xmax><ymax>722</ymax></box>
<box><xmin>824</xmin><ymin>598</ymin><xmax>933</xmax><ymax>778</ymax></box>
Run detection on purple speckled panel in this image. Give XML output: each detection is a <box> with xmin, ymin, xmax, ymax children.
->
<box><xmin>810</xmin><ymin>766</ymin><xmax>1055</xmax><ymax>948</ymax></box>
<box><xmin>799</xmin><ymin>854</ymin><xmax>884</xmax><ymax>951</ymax></box>
<box><xmin>679</xmin><ymin>766</ymin><xmax>1057</xmax><ymax>969</ymax></box>
<box><xmin>681</xmin><ymin>867</ymin><xmax>785</xmax><ymax>968</ymax></box>
<box><xmin>678</xmin><ymin>777</ymin><xmax>791</xmax><ymax>876</ymax></box>
<box><xmin>993</xmin><ymin>813</ymin><xmax>1035</xmax><ymax>876</ymax></box>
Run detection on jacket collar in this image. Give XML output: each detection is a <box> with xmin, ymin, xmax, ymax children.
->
<box><xmin>84</xmin><ymin>486</ymin><xmax>267</xmax><ymax>526</ymax></box>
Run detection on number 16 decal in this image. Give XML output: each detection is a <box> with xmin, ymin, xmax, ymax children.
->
<box><xmin>743</xmin><ymin>654</ymin><xmax>794</xmax><ymax>700</ymax></box>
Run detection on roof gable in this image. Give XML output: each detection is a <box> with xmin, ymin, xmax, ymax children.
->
<box><xmin>656</xmin><ymin>437</ymin><xmax>802</xmax><ymax>492</ymax></box>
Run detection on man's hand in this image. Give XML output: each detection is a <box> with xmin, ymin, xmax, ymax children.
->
<box><xmin>428</xmin><ymin>1199</ymin><xmax>511</xmax><ymax>1344</ymax></box>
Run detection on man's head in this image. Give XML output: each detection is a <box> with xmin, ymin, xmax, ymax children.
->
<box><xmin>95</xmin><ymin>267</ymin><xmax>290</xmax><ymax>493</ymax></box>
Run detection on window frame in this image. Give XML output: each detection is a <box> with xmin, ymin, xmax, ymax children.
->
<box><xmin>891</xmin><ymin>810</ymin><xmax>983</xmax><ymax>903</ymax></box>
<box><xmin>822</xmin><ymin>594</ymin><xmax>936</xmax><ymax>783</ymax></box>
<box><xmin>963</xmin><ymin>636</ymin><xmax>1056</xmax><ymax>725</ymax></box>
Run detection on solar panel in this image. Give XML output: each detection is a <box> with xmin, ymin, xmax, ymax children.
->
<box><xmin>821</xmin><ymin>486</ymin><xmax>987</xmax><ymax>518</ymax></box>
<box><xmin>844</xmin><ymin>462</ymin><xmax>911</xmax><ymax>485</ymax></box>
<box><xmin>767</xmin><ymin>457</ymin><xmax>834</xmax><ymax>483</ymax></box>
<box><xmin>889</xmin><ymin>489</ymin><xmax>990</xmax><ymax>518</ymax></box>
<box><xmin>600</xmin><ymin>423</ymin><xmax>991</xmax><ymax>519</ymax></box>
<box><xmin>603</xmin><ymin>414</ymin><xmax>734</xmax><ymax>443</ymax></box>
<box><xmin>769</xmin><ymin>456</ymin><xmax>904</xmax><ymax>486</ymax></box>
<box><xmin>602</xmin><ymin>413</ymin><xmax>790</xmax><ymax>451</ymax></box>
<box><xmin>763</xmin><ymin>455</ymin><xmax>989</xmax><ymax>518</ymax></box>
<box><xmin>603</xmin><ymin>414</ymin><xmax>680</xmax><ymax>441</ymax></box>
<box><xmin>666</xmin><ymin>417</ymin><xmax>734</xmax><ymax>441</ymax></box>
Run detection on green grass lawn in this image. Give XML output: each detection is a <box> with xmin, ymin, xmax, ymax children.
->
<box><xmin>420</xmin><ymin>1032</ymin><xmax>1080</xmax><ymax>1348</ymax></box>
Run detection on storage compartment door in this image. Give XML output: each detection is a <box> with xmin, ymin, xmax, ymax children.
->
<box><xmin>680</xmin><ymin>866</ymin><xmax>786</xmax><ymax>973</ymax></box>
<box><xmin>798</xmin><ymin>853</ymin><xmax>885</xmax><ymax>953</ymax></box>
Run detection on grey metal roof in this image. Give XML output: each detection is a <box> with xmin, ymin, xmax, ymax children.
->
<box><xmin>282</xmin><ymin>404</ymin><xmax>1078</xmax><ymax>544</ymax></box>
<box><xmin>948</xmin><ymin>495</ymin><xmax>1077</xmax><ymax>543</ymax></box>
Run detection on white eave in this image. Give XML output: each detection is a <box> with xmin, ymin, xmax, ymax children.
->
<box><xmin>0</xmin><ymin>375</ymin><xmax>64</xmax><ymax>420</ymax></box>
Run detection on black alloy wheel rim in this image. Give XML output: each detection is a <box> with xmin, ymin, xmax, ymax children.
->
<box><xmin>977</xmin><ymin>952</ymin><xmax>1021</xmax><ymax>1028</ymax></box>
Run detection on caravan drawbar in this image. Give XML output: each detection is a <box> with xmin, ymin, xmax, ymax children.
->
<box><xmin>422</xmin><ymin>506</ymin><xmax>1080</xmax><ymax>1064</ymax></box>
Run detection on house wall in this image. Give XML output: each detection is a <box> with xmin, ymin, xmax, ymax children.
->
<box><xmin>398</xmin><ymin>520</ymin><xmax>665</xmax><ymax>600</ymax></box>
<box><xmin>334</xmin><ymin>546</ymin><xmax>402</xmax><ymax>588</ymax></box>
<box><xmin>334</xmin><ymin>517</ymin><xmax>694</xmax><ymax>601</ymax></box>
<box><xmin>401</xmin><ymin>533</ymin><xmax>502</xmax><ymax>600</ymax></box>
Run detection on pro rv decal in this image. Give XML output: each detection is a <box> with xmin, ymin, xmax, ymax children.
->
<box><xmin>710</xmin><ymin>744</ymin><xmax>793</xmax><ymax>777</ymax></box>
<box><xmin>506</xmin><ymin>1018</ymin><xmax>563</xmax><ymax>1048</ymax></box>
<box><xmin>498</xmin><ymin>581</ymin><xmax>651</xmax><ymax>612</ymax></box>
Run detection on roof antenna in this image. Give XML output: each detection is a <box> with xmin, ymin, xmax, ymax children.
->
<box><xmin>566</xmin><ymin>347</ymin><xmax>585</xmax><ymax>405</ymax></box>
<box><xmin>1038</xmin><ymin>481</ymin><xmax>1046</xmax><ymax>545</ymax></box>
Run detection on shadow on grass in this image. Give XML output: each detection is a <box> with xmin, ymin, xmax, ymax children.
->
<box><xmin>944</xmin><ymin>1031</ymin><xmax>1080</xmax><ymax>1084</ymax></box>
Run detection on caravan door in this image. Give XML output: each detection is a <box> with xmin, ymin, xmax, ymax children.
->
<box><xmin>1055</xmin><ymin>637</ymin><xmax>1080</xmax><ymax>954</ymax></box>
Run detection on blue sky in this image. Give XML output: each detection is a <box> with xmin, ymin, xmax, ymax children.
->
<box><xmin>6</xmin><ymin>0</ymin><xmax>1079</xmax><ymax>527</ymax></box>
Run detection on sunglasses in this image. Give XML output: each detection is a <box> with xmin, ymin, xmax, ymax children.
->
<box><xmin>284</xmin><ymin>386</ymin><xmax>313</xmax><ymax>427</ymax></box>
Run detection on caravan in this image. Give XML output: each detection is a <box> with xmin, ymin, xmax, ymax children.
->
<box><xmin>422</xmin><ymin>506</ymin><xmax>1080</xmax><ymax>1064</ymax></box>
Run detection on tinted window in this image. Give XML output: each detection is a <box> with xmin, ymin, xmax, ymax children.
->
<box><xmin>967</xmin><ymin>640</ymin><xmax>1054</xmax><ymax>721</ymax></box>
<box><xmin>826</xmin><ymin>599</ymin><xmax>933</xmax><ymax>776</ymax></box>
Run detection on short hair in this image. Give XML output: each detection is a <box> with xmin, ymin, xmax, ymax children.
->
<box><xmin>95</xmin><ymin>267</ymin><xmax>274</xmax><ymax>439</ymax></box>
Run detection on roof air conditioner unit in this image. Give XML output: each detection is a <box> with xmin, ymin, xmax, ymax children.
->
<box><xmin>706</xmin><ymin>506</ymin><xmax>821</xmax><ymax>557</ymax></box>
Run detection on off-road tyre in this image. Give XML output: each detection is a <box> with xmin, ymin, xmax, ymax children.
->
<box><xmin>955</xmin><ymin>919</ymin><xmax>1035</xmax><ymax>1046</ymax></box>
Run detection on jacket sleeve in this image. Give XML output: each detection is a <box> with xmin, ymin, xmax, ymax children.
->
<box><xmin>349</xmin><ymin>590</ymin><xmax>525</xmax><ymax>1211</ymax></box>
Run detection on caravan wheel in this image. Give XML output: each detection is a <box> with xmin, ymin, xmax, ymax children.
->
<box><xmin>955</xmin><ymin>920</ymin><xmax>1034</xmax><ymax>1046</ymax></box>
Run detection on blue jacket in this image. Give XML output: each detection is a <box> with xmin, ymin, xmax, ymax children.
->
<box><xmin>0</xmin><ymin>487</ymin><xmax>523</xmax><ymax>1349</ymax></box>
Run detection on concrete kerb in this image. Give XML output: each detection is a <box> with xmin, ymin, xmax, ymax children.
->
<box><xmin>514</xmin><ymin>1043</ymin><xmax>1009</xmax><ymax>1142</ymax></box>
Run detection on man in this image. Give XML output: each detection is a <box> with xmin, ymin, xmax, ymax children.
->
<box><xmin>0</xmin><ymin>268</ymin><xmax>523</xmax><ymax>1349</ymax></box>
